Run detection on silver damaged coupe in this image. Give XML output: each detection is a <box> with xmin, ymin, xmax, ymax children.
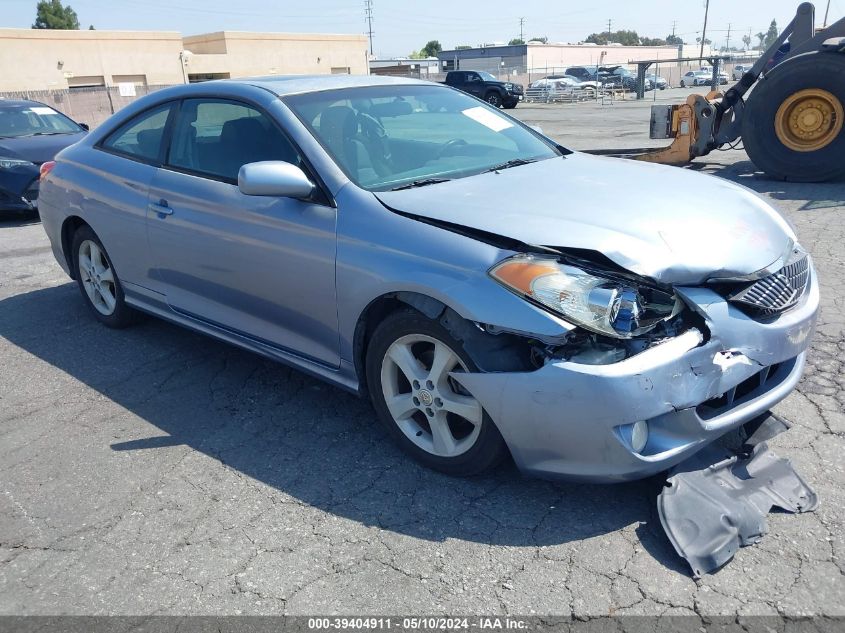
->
<box><xmin>38</xmin><ymin>76</ymin><xmax>819</xmax><ymax>485</ymax></box>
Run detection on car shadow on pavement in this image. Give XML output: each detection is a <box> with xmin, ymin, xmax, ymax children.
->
<box><xmin>0</xmin><ymin>212</ymin><xmax>40</xmax><ymax>228</ymax></box>
<box><xmin>0</xmin><ymin>283</ymin><xmax>683</xmax><ymax>567</ymax></box>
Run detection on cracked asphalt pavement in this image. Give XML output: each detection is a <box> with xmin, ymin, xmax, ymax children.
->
<box><xmin>1</xmin><ymin>98</ymin><xmax>844</xmax><ymax>617</ymax></box>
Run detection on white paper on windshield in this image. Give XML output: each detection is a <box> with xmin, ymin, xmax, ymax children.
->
<box><xmin>461</xmin><ymin>106</ymin><xmax>513</xmax><ymax>132</ymax></box>
<box><xmin>29</xmin><ymin>107</ymin><xmax>58</xmax><ymax>115</ymax></box>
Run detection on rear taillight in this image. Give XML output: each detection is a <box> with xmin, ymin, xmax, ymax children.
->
<box><xmin>39</xmin><ymin>161</ymin><xmax>56</xmax><ymax>180</ymax></box>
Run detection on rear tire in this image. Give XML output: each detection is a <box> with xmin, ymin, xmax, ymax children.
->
<box><xmin>741</xmin><ymin>53</ymin><xmax>845</xmax><ymax>182</ymax></box>
<box><xmin>72</xmin><ymin>225</ymin><xmax>139</xmax><ymax>328</ymax></box>
<box><xmin>366</xmin><ymin>309</ymin><xmax>508</xmax><ymax>477</ymax></box>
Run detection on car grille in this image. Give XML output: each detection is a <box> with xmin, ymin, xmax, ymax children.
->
<box><xmin>729</xmin><ymin>251</ymin><xmax>810</xmax><ymax>317</ymax></box>
<box><xmin>696</xmin><ymin>358</ymin><xmax>793</xmax><ymax>420</ymax></box>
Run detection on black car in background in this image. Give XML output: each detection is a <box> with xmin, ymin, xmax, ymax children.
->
<box><xmin>0</xmin><ymin>99</ymin><xmax>87</xmax><ymax>215</ymax></box>
<box><xmin>441</xmin><ymin>71</ymin><xmax>524</xmax><ymax>108</ymax></box>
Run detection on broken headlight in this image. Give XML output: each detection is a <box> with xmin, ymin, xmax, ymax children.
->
<box><xmin>489</xmin><ymin>255</ymin><xmax>680</xmax><ymax>339</ymax></box>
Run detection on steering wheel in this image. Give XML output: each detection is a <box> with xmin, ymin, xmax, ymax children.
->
<box><xmin>358</xmin><ymin>113</ymin><xmax>392</xmax><ymax>176</ymax></box>
<box><xmin>437</xmin><ymin>138</ymin><xmax>468</xmax><ymax>158</ymax></box>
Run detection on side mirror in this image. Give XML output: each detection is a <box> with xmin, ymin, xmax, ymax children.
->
<box><xmin>238</xmin><ymin>161</ymin><xmax>314</xmax><ymax>199</ymax></box>
<box><xmin>78</xmin><ymin>122</ymin><xmax>90</xmax><ymax>131</ymax></box>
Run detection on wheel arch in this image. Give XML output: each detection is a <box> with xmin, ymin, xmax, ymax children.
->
<box><xmin>60</xmin><ymin>215</ymin><xmax>91</xmax><ymax>279</ymax></box>
<box><xmin>352</xmin><ymin>290</ymin><xmax>538</xmax><ymax>398</ymax></box>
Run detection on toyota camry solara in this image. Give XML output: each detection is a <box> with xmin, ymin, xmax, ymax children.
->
<box><xmin>38</xmin><ymin>76</ymin><xmax>818</xmax><ymax>482</ymax></box>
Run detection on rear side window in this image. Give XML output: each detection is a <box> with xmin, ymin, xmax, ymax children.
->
<box><xmin>101</xmin><ymin>103</ymin><xmax>172</xmax><ymax>162</ymax></box>
<box><xmin>166</xmin><ymin>98</ymin><xmax>301</xmax><ymax>183</ymax></box>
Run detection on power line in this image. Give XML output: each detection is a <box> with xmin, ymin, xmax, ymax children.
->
<box><xmin>364</xmin><ymin>0</ymin><xmax>374</xmax><ymax>56</ymax></box>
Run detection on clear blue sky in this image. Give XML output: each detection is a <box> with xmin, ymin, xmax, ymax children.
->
<box><xmin>4</xmin><ymin>0</ymin><xmax>842</xmax><ymax>57</ymax></box>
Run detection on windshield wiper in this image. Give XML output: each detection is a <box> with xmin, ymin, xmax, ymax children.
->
<box><xmin>389</xmin><ymin>177</ymin><xmax>451</xmax><ymax>191</ymax></box>
<box><xmin>486</xmin><ymin>158</ymin><xmax>537</xmax><ymax>173</ymax></box>
<box><xmin>27</xmin><ymin>131</ymin><xmax>67</xmax><ymax>136</ymax></box>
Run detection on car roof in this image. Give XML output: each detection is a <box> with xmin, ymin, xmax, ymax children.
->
<box><xmin>222</xmin><ymin>74</ymin><xmax>430</xmax><ymax>97</ymax></box>
<box><xmin>0</xmin><ymin>98</ymin><xmax>49</xmax><ymax>109</ymax></box>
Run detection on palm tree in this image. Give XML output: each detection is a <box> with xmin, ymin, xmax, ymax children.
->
<box><xmin>755</xmin><ymin>32</ymin><xmax>765</xmax><ymax>49</ymax></box>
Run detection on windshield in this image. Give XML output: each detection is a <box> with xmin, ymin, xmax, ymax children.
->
<box><xmin>285</xmin><ymin>84</ymin><xmax>562</xmax><ymax>191</ymax></box>
<box><xmin>0</xmin><ymin>104</ymin><xmax>82</xmax><ymax>138</ymax></box>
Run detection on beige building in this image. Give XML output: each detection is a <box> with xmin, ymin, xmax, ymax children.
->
<box><xmin>0</xmin><ymin>27</ymin><xmax>369</xmax><ymax>92</ymax></box>
<box><xmin>0</xmin><ymin>28</ymin><xmax>185</xmax><ymax>91</ymax></box>
<box><xmin>182</xmin><ymin>32</ymin><xmax>369</xmax><ymax>81</ymax></box>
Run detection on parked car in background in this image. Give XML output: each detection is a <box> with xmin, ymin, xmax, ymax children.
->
<box><xmin>0</xmin><ymin>99</ymin><xmax>87</xmax><ymax>215</ymax></box>
<box><xmin>527</xmin><ymin>76</ymin><xmax>598</xmax><ymax>100</ymax></box>
<box><xmin>732</xmin><ymin>64</ymin><xmax>751</xmax><ymax>80</ymax></box>
<box><xmin>544</xmin><ymin>74</ymin><xmax>601</xmax><ymax>92</ymax></box>
<box><xmin>38</xmin><ymin>76</ymin><xmax>818</xmax><ymax>483</ymax></box>
<box><xmin>441</xmin><ymin>70</ymin><xmax>523</xmax><ymax>109</ymax></box>
<box><xmin>646</xmin><ymin>73</ymin><xmax>668</xmax><ymax>89</ymax></box>
<box><xmin>609</xmin><ymin>67</ymin><xmax>653</xmax><ymax>91</ymax></box>
<box><xmin>680</xmin><ymin>70</ymin><xmax>712</xmax><ymax>87</ymax></box>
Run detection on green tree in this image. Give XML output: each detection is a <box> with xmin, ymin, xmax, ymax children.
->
<box><xmin>755</xmin><ymin>32</ymin><xmax>765</xmax><ymax>48</ymax></box>
<box><xmin>764</xmin><ymin>20</ymin><xmax>778</xmax><ymax>47</ymax></box>
<box><xmin>420</xmin><ymin>40</ymin><xmax>442</xmax><ymax>57</ymax></box>
<box><xmin>88</xmin><ymin>24</ymin><xmax>94</xmax><ymax>30</ymax></box>
<box><xmin>665</xmin><ymin>34</ymin><xmax>684</xmax><ymax>46</ymax></box>
<box><xmin>32</xmin><ymin>0</ymin><xmax>80</xmax><ymax>29</ymax></box>
<box><xmin>584</xmin><ymin>30</ymin><xmax>640</xmax><ymax>45</ymax></box>
<box><xmin>640</xmin><ymin>36</ymin><xmax>667</xmax><ymax>46</ymax></box>
<box><xmin>508</xmin><ymin>38</ymin><xmax>525</xmax><ymax>45</ymax></box>
<box><xmin>528</xmin><ymin>36</ymin><xmax>548</xmax><ymax>43</ymax></box>
<box><xmin>742</xmin><ymin>33</ymin><xmax>751</xmax><ymax>49</ymax></box>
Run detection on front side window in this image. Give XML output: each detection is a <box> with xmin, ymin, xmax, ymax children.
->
<box><xmin>101</xmin><ymin>103</ymin><xmax>172</xmax><ymax>162</ymax></box>
<box><xmin>0</xmin><ymin>104</ymin><xmax>83</xmax><ymax>138</ymax></box>
<box><xmin>286</xmin><ymin>84</ymin><xmax>561</xmax><ymax>191</ymax></box>
<box><xmin>167</xmin><ymin>98</ymin><xmax>301</xmax><ymax>183</ymax></box>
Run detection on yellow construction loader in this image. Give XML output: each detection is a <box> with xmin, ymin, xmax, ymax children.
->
<box><xmin>604</xmin><ymin>3</ymin><xmax>845</xmax><ymax>182</ymax></box>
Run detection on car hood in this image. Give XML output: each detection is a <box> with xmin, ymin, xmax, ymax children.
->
<box><xmin>0</xmin><ymin>132</ymin><xmax>86</xmax><ymax>164</ymax></box>
<box><xmin>374</xmin><ymin>153</ymin><xmax>796</xmax><ymax>285</ymax></box>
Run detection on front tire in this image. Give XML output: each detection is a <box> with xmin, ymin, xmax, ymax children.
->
<box><xmin>742</xmin><ymin>53</ymin><xmax>845</xmax><ymax>182</ymax></box>
<box><xmin>366</xmin><ymin>309</ymin><xmax>508</xmax><ymax>477</ymax></box>
<box><xmin>485</xmin><ymin>92</ymin><xmax>502</xmax><ymax>108</ymax></box>
<box><xmin>72</xmin><ymin>225</ymin><xmax>139</xmax><ymax>328</ymax></box>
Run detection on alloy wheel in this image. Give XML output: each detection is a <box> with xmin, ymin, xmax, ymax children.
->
<box><xmin>78</xmin><ymin>239</ymin><xmax>117</xmax><ymax>316</ymax></box>
<box><xmin>380</xmin><ymin>334</ymin><xmax>482</xmax><ymax>458</ymax></box>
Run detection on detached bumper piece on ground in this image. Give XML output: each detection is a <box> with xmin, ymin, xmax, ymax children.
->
<box><xmin>658</xmin><ymin>414</ymin><xmax>818</xmax><ymax>577</ymax></box>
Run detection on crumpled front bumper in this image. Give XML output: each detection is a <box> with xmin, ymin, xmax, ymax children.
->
<box><xmin>454</xmin><ymin>266</ymin><xmax>819</xmax><ymax>482</ymax></box>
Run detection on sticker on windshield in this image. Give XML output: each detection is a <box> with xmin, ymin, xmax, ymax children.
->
<box><xmin>28</xmin><ymin>107</ymin><xmax>57</xmax><ymax>115</ymax></box>
<box><xmin>461</xmin><ymin>106</ymin><xmax>513</xmax><ymax>132</ymax></box>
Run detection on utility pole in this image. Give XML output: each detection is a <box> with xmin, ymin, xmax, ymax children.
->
<box><xmin>671</xmin><ymin>20</ymin><xmax>677</xmax><ymax>37</ymax></box>
<box><xmin>725</xmin><ymin>23</ymin><xmax>732</xmax><ymax>52</ymax></box>
<box><xmin>823</xmin><ymin>0</ymin><xmax>831</xmax><ymax>27</ymax></box>
<box><xmin>606</xmin><ymin>18</ymin><xmax>612</xmax><ymax>44</ymax></box>
<box><xmin>519</xmin><ymin>17</ymin><xmax>525</xmax><ymax>42</ymax></box>
<box><xmin>699</xmin><ymin>0</ymin><xmax>710</xmax><ymax>59</ymax></box>
<box><xmin>364</xmin><ymin>0</ymin><xmax>374</xmax><ymax>57</ymax></box>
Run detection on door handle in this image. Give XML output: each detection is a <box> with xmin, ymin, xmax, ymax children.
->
<box><xmin>149</xmin><ymin>200</ymin><xmax>173</xmax><ymax>216</ymax></box>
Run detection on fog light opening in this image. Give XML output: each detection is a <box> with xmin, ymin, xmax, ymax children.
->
<box><xmin>631</xmin><ymin>420</ymin><xmax>649</xmax><ymax>453</ymax></box>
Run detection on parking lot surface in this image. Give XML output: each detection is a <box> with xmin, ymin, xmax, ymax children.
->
<box><xmin>1</xmin><ymin>97</ymin><xmax>844</xmax><ymax>617</ymax></box>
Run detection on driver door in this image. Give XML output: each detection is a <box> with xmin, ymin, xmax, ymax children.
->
<box><xmin>145</xmin><ymin>98</ymin><xmax>340</xmax><ymax>366</ymax></box>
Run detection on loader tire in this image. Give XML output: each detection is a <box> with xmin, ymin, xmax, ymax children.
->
<box><xmin>742</xmin><ymin>53</ymin><xmax>845</xmax><ymax>182</ymax></box>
